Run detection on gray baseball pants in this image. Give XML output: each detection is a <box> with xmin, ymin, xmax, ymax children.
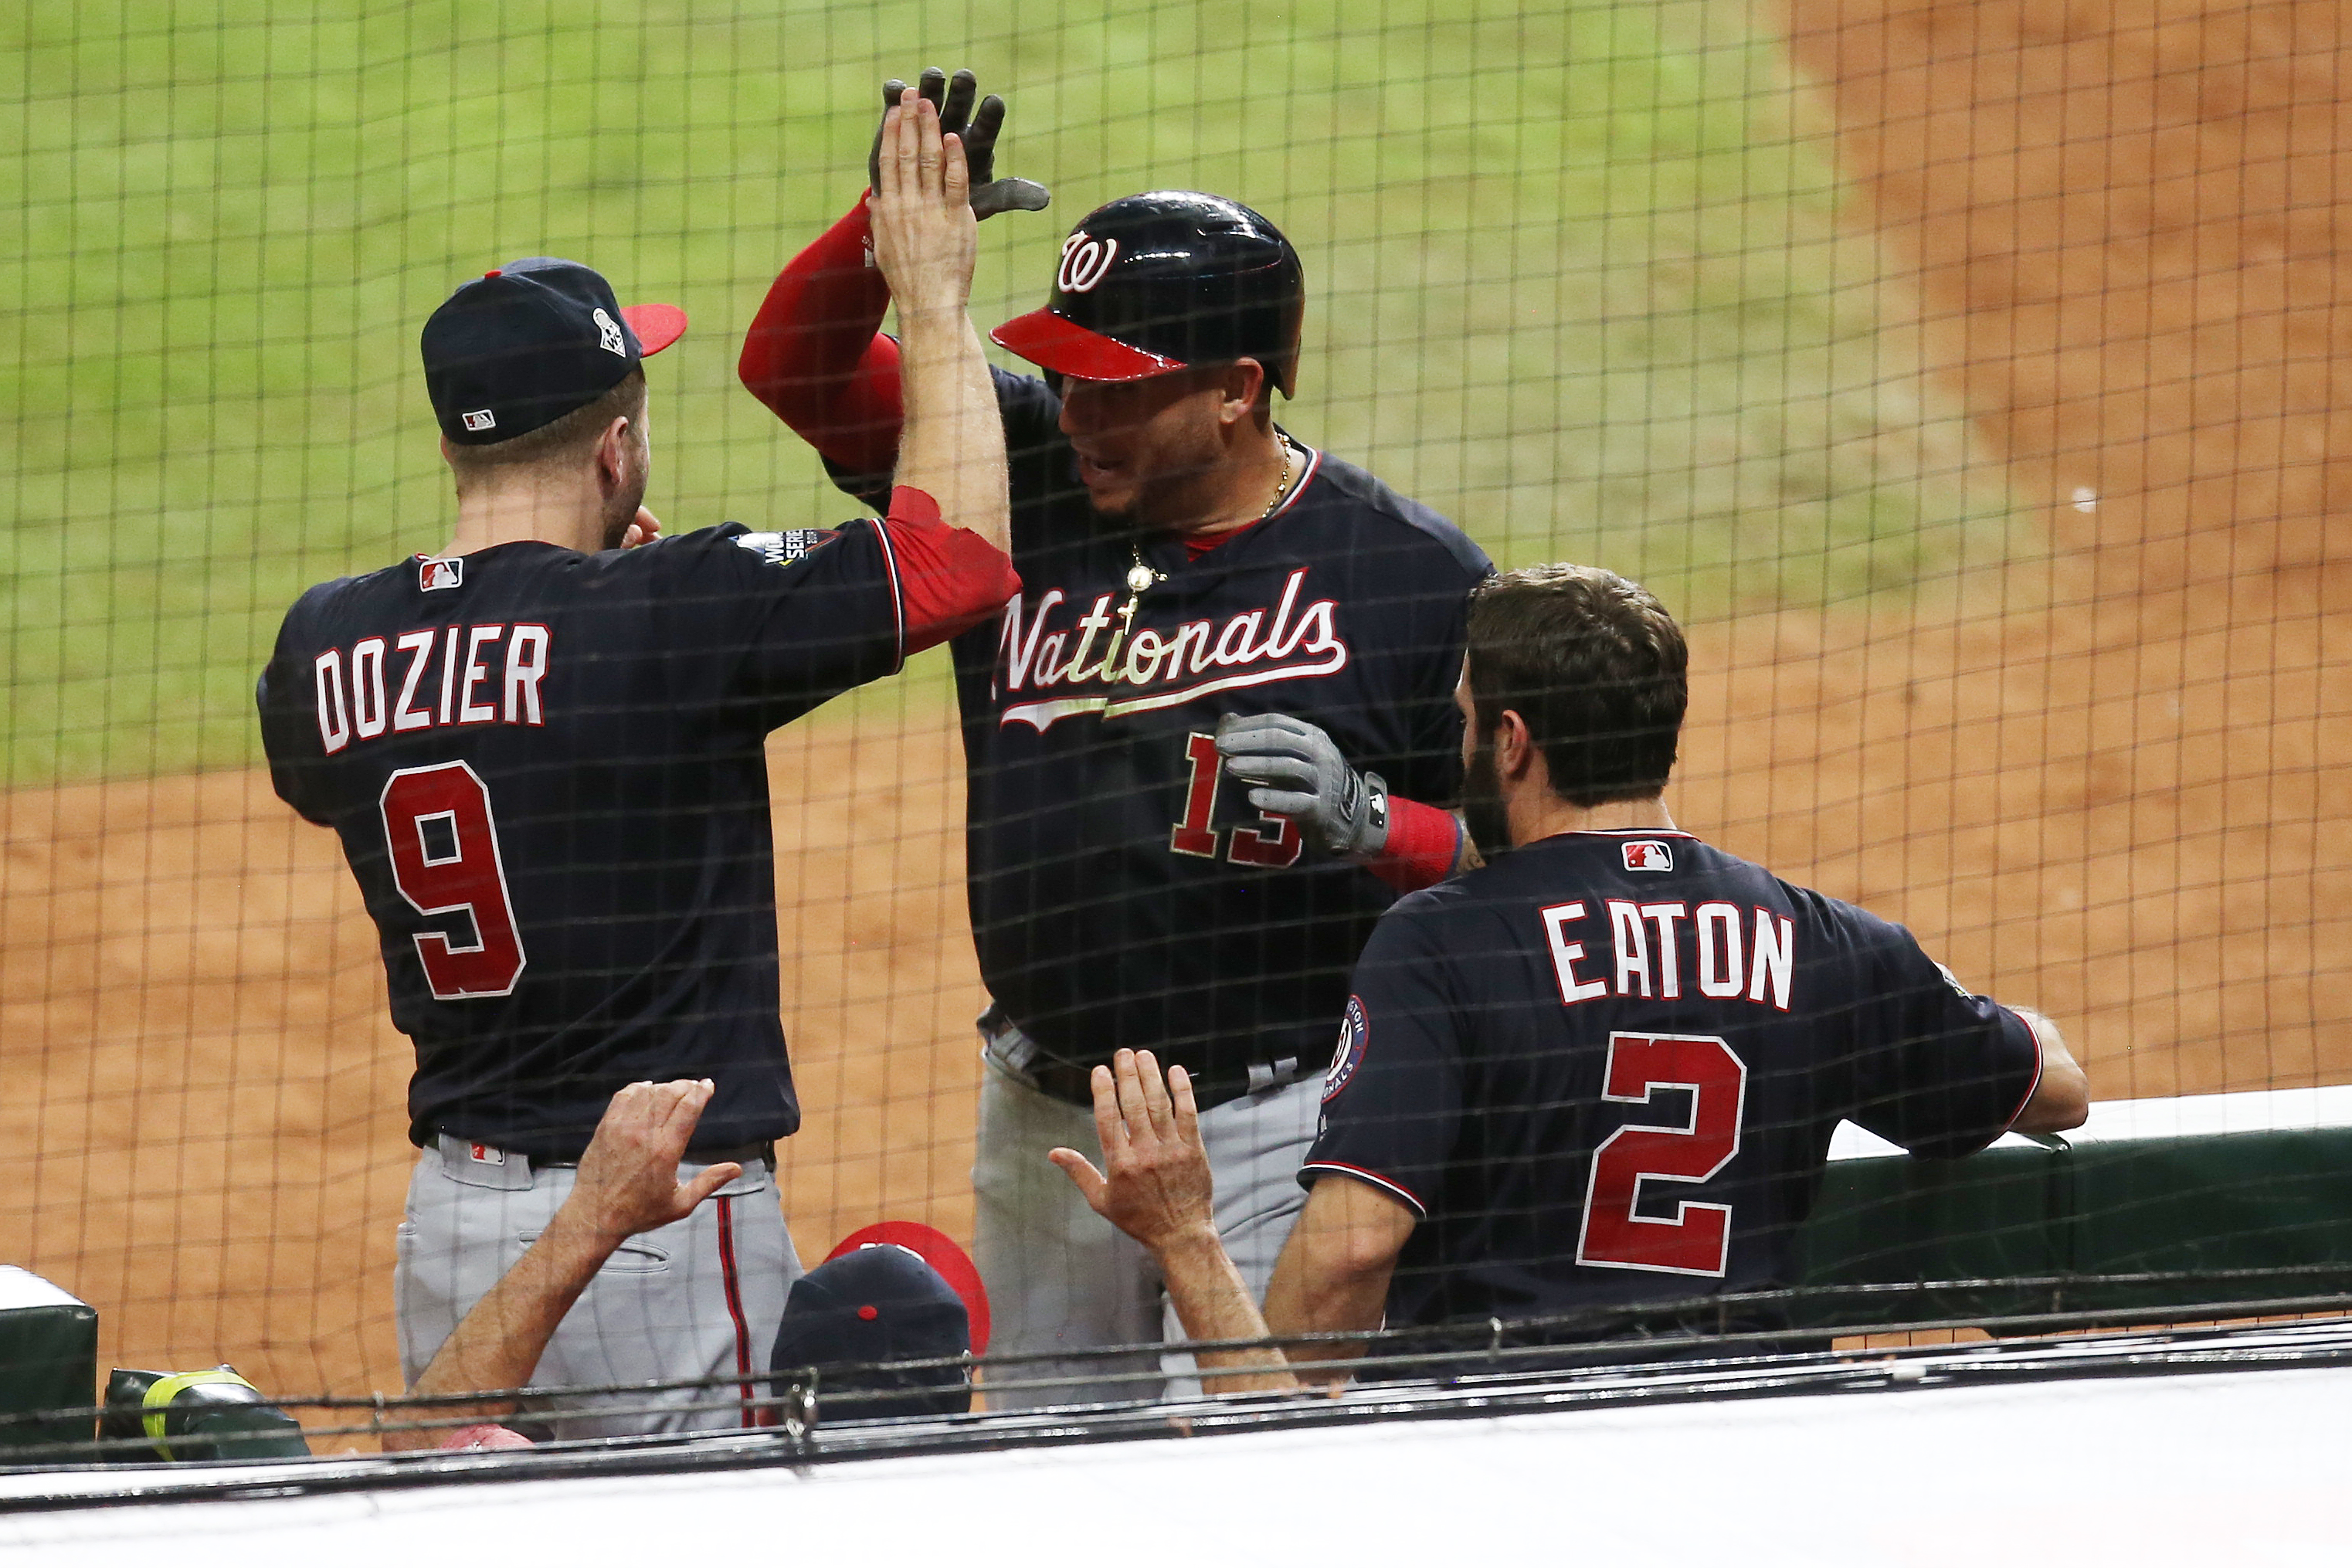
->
<box><xmin>395</xmin><ymin>1135</ymin><xmax>801</xmax><ymax>1442</ymax></box>
<box><xmin>971</xmin><ymin>1017</ymin><xmax>1320</xmax><ymax>1409</ymax></box>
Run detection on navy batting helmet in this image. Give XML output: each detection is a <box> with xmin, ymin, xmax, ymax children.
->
<box><xmin>992</xmin><ymin>192</ymin><xmax>1305</xmax><ymax>397</ymax></box>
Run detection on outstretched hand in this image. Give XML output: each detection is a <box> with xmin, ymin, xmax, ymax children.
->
<box><xmin>565</xmin><ymin>1079</ymin><xmax>742</xmax><ymax>1246</ymax></box>
<box><xmin>868</xmin><ymin>87</ymin><xmax>979</xmax><ymax>323</ymax></box>
<box><xmin>868</xmin><ymin>67</ymin><xmax>1050</xmax><ymax>220</ymax></box>
<box><xmin>1049</xmin><ymin>1049</ymin><xmax>1220</xmax><ymax>1256</ymax></box>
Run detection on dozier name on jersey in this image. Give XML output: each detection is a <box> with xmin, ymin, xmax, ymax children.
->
<box><xmin>307</xmin><ymin>622</ymin><xmax>552</xmax><ymax>752</ymax></box>
<box><xmin>998</xmin><ymin>567</ymin><xmax>1345</xmax><ymax>731</ymax></box>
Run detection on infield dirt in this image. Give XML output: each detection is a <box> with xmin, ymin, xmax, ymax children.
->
<box><xmin>2</xmin><ymin>0</ymin><xmax>2344</xmax><ymax>1417</ymax></box>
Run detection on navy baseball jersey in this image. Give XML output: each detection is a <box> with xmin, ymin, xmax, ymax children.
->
<box><xmin>257</xmin><ymin>520</ymin><xmax>910</xmax><ymax>1159</ymax></box>
<box><xmin>835</xmin><ymin>368</ymin><xmax>1491</xmax><ymax>1088</ymax></box>
<box><xmin>1305</xmin><ymin>829</ymin><xmax>2042</xmax><ymax>1342</ymax></box>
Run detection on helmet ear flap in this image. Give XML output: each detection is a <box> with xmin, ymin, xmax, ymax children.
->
<box><xmin>1269</xmin><ymin>247</ymin><xmax>1305</xmax><ymax>398</ymax></box>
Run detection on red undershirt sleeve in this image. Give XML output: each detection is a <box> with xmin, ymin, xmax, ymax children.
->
<box><xmin>876</xmin><ymin>485</ymin><xmax>1021</xmax><ymax>656</ymax></box>
<box><xmin>738</xmin><ymin>195</ymin><xmax>905</xmax><ymax>476</ymax></box>
<box><xmin>1366</xmin><ymin>796</ymin><xmax>1463</xmax><ymax>893</ymax></box>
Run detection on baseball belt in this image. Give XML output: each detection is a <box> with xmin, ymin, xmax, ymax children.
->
<box><xmin>981</xmin><ymin>1010</ymin><xmax>1312</xmax><ymax>1114</ymax></box>
<box><xmin>434</xmin><ymin>1132</ymin><xmax>776</xmax><ymax>1174</ymax></box>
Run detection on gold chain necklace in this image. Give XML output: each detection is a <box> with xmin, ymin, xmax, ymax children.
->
<box><xmin>1118</xmin><ymin>441</ymin><xmax>1295</xmax><ymax>633</ymax></box>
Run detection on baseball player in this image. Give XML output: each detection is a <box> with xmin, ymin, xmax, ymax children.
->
<box><xmin>1254</xmin><ymin>564</ymin><xmax>2089</xmax><ymax>1379</ymax></box>
<box><xmin>259</xmin><ymin>95</ymin><xmax>1018</xmax><ymax>1438</ymax></box>
<box><xmin>740</xmin><ymin>70</ymin><xmax>1491</xmax><ymax>1403</ymax></box>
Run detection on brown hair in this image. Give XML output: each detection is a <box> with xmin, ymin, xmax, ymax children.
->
<box><xmin>1464</xmin><ymin>563</ymin><xmax>1688</xmax><ymax>808</ymax></box>
<box><xmin>443</xmin><ymin>369</ymin><xmax>645</xmax><ymax>494</ymax></box>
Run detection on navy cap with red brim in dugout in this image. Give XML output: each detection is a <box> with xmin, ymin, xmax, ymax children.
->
<box><xmin>990</xmin><ymin>191</ymin><xmax>1305</xmax><ymax>395</ymax></box>
<box><xmin>420</xmin><ymin>256</ymin><xmax>687</xmax><ymax>445</ymax></box>
<box><xmin>769</xmin><ymin>1243</ymin><xmax>974</xmax><ymax>1422</ymax></box>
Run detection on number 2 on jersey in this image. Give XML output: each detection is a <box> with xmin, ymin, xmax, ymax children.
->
<box><xmin>378</xmin><ymin>762</ymin><xmax>528</xmax><ymax>999</ymax></box>
<box><xmin>1576</xmin><ymin>1032</ymin><xmax>1747</xmax><ymax>1277</ymax></box>
<box><xmin>1169</xmin><ymin>731</ymin><xmax>1302</xmax><ymax>867</ymax></box>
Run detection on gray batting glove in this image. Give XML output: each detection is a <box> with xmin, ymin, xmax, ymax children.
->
<box><xmin>870</xmin><ymin>68</ymin><xmax>1052</xmax><ymax>220</ymax></box>
<box><xmin>1215</xmin><ymin>712</ymin><xmax>1390</xmax><ymax>860</ymax></box>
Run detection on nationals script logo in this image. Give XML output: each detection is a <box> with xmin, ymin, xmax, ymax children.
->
<box><xmin>996</xmin><ymin>567</ymin><xmax>1349</xmax><ymax>731</ymax></box>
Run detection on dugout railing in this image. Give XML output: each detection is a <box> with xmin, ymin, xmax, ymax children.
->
<box><xmin>2</xmin><ymin>1085</ymin><xmax>2349</xmax><ymax>1475</ymax></box>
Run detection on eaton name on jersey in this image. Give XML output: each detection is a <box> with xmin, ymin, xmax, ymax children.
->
<box><xmin>996</xmin><ymin>567</ymin><xmax>1346</xmax><ymax>731</ymax></box>
<box><xmin>309</xmin><ymin>621</ymin><xmax>552</xmax><ymax>754</ymax></box>
<box><xmin>1543</xmin><ymin>897</ymin><xmax>1796</xmax><ymax>1012</ymax></box>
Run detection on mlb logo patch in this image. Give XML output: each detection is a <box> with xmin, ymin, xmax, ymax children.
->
<box><xmin>1622</xmin><ymin>839</ymin><xmax>1674</xmax><ymax>872</ymax></box>
<box><xmin>460</xmin><ymin>409</ymin><xmax>497</xmax><ymax>433</ymax></box>
<box><xmin>419</xmin><ymin>556</ymin><xmax>463</xmax><ymax>592</ymax></box>
<box><xmin>466</xmin><ymin>1142</ymin><xmax>504</xmax><ymax>1166</ymax></box>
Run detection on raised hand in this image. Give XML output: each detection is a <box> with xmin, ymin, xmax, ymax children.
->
<box><xmin>567</xmin><ymin>1079</ymin><xmax>742</xmax><ymax>1245</ymax></box>
<box><xmin>868</xmin><ymin>87</ymin><xmax>979</xmax><ymax>324</ymax></box>
<box><xmin>1049</xmin><ymin>1048</ymin><xmax>1220</xmax><ymax>1255</ymax></box>
<box><xmin>868</xmin><ymin>67</ymin><xmax>1050</xmax><ymax>220</ymax></box>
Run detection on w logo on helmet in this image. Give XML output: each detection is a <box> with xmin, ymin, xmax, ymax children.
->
<box><xmin>1057</xmin><ymin>232</ymin><xmax>1119</xmax><ymax>294</ymax></box>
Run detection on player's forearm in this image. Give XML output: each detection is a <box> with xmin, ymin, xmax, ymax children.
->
<box><xmin>2007</xmin><ymin>1007</ymin><xmax>2090</xmax><ymax>1133</ymax></box>
<box><xmin>388</xmin><ymin>1209</ymin><xmax>616</xmax><ymax>1450</ymax></box>
<box><xmin>1364</xmin><ymin>798</ymin><xmax>1471</xmax><ymax>892</ymax></box>
<box><xmin>1152</xmin><ymin>1230</ymin><xmax>1300</xmax><ymax>1396</ymax></box>
<box><xmin>738</xmin><ymin>195</ymin><xmax>904</xmax><ymax>473</ymax></box>
<box><xmin>1262</xmin><ymin>1183</ymin><xmax>1411</xmax><ymax>1386</ymax></box>
<box><xmin>1262</xmin><ymin>1255</ymin><xmax>1391</xmax><ymax>1387</ymax></box>
<box><xmin>891</xmin><ymin>309</ymin><xmax>1010</xmax><ymax>556</ymax></box>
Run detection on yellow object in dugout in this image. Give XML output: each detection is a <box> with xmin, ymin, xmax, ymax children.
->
<box><xmin>100</xmin><ymin>1365</ymin><xmax>311</xmax><ymax>1462</ymax></box>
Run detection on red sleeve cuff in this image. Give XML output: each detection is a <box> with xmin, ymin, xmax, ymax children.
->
<box><xmin>877</xmin><ymin>485</ymin><xmax>1020</xmax><ymax>657</ymax></box>
<box><xmin>1367</xmin><ymin>796</ymin><xmax>1461</xmax><ymax>893</ymax></box>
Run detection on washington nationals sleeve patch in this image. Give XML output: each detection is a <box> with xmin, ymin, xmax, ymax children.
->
<box><xmin>1324</xmin><ymin>995</ymin><xmax>1369</xmax><ymax>1101</ymax></box>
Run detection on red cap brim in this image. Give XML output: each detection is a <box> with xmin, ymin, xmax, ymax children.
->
<box><xmin>621</xmin><ymin>302</ymin><xmax>687</xmax><ymax>357</ymax></box>
<box><xmin>989</xmin><ymin>308</ymin><xmax>1185</xmax><ymax>382</ymax></box>
<box><xmin>826</xmin><ymin>1221</ymin><xmax>992</xmax><ymax>1354</ymax></box>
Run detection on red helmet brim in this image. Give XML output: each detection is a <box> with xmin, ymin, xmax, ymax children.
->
<box><xmin>621</xmin><ymin>302</ymin><xmax>687</xmax><ymax>356</ymax></box>
<box><xmin>989</xmin><ymin>307</ymin><xmax>1186</xmax><ymax>382</ymax></box>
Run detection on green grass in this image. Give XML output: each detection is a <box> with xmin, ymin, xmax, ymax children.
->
<box><xmin>1</xmin><ymin>0</ymin><xmax>2020</xmax><ymax>786</ymax></box>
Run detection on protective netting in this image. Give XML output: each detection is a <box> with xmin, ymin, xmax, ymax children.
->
<box><xmin>1</xmin><ymin>0</ymin><xmax>2344</xmax><ymax>1458</ymax></box>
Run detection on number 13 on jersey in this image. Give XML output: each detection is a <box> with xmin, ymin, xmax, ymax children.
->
<box><xmin>1169</xmin><ymin>731</ymin><xmax>1302</xmax><ymax>867</ymax></box>
<box><xmin>378</xmin><ymin>762</ymin><xmax>528</xmax><ymax>999</ymax></box>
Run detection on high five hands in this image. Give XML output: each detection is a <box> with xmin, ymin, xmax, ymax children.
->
<box><xmin>869</xmin><ymin>67</ymin><xmax>1050</xmax><ymax>220</ymax></box>
<box><xmin>868</xmin><ymin>86</ymin><xmax>981</xmax><ymax>322</ymax></box>
<box><xmin>1048</xmin><ymin>1048</ymin><xmax>1220</xmax><ymax>1255</ymax></box>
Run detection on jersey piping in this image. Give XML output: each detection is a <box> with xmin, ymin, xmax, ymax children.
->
<box><xmin>1297</xmin><ymin>1159</ymin><xmax>1427</xmax><ymax>1217</ymax></box>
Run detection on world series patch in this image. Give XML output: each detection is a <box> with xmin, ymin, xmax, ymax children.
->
<box><xmin>733</xmin><ymin>528</ymin><xmax>837</xmax><ymax>567</ymax></box>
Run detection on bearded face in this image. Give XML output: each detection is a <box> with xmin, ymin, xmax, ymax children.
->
<box><xmin>1461</xmin><ymin>735</ymin><xmax>1513</xmax><ymax>860</ymax></box>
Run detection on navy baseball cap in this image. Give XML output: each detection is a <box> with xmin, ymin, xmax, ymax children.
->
<box><xmin>420</xmin><ymin>256</ymin><xmax>687</xmax><ymax>446</ymax></box>
<box><xmin>769</xmin><ymin>1244</ymin><xmax>972</xmax><ymax>1422</ymax></box>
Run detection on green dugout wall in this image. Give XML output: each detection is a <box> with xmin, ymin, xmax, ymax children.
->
<box><xmin>1790</xmin><ymin>1087</ymin><xmax>2352</xmax><ymax>1329</ymax></box>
